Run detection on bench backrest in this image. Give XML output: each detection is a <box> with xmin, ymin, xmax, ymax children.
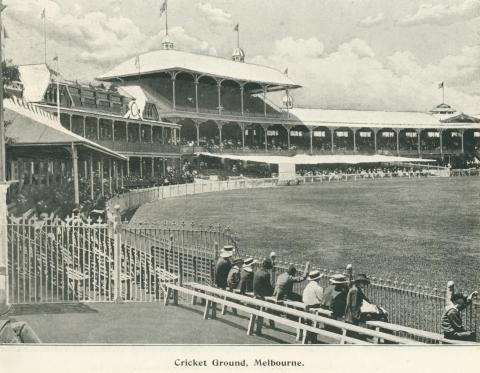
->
<box><xmin>166</xmin><ymin>283</ymin><xmax>367</xmax><ymax>345</ymax></box>
<box><xmin>187</xmin><ymin>283</ymin><xmax>422</xmax><ymax>345</ymax></box>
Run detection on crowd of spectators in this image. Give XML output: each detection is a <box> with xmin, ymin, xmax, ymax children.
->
<box><xmin>216</xmin><ymin>247</ymin><xmax>478</xmax><ymax>343</ymax></box>
<box><xmin>296</xmin><ymin>165</ymin><xmax>446</xmax><ymax>179</ymax></box>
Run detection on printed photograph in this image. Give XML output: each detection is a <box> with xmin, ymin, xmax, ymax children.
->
<box><xmin>0</xmin><ymin>0</ymin><xmax>479</xmax><ymax>351</ymax></box>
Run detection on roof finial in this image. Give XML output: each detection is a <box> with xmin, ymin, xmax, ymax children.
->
<box><xmin>232</xmin><ymin>23</ymin><xmax>245</xmax><ymax>62</ymax></box>
<box><xmin>160</xmin><ymin>0</ymin><xmax>174</xmax><ymax>50</ymax></box>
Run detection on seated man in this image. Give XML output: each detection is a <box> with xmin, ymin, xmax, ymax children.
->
<box><xmin>442</xmin><ymin>292</ymin><xmax>478</xmax><ymax>342</ymax></box>
<box><xmin>214</xmin><ymin>245</ymin><xmax>234</xmax><ymax>289</ymax></box>
<box><xmin>321</xmin><ymin>274</ymin><xmax>349</xmax><ymax>319</ymax></box>
<box><xmin>273</xmin><ymin>263</ymin><xmax>310</xmax><ymax>302</ymax></box>
<box><xmin>238</xmin><ymin>258</ymin><xmax>255</xmax><ymax>294</ymax></box>
<box><xmin>227</xmin><ymin>259</ymin><xmax>243</xmax><ymax>290</ymax></box>
<box><xmin>253</xmin><ymin>259</ymin><xmax>274</xmax><ymax>298</ymax></box>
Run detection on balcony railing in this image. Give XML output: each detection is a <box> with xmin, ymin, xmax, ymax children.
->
<box><xmin>93</xmin><ymin>139</ymin><xmax>182</xmax><ymax>155</ymax></box>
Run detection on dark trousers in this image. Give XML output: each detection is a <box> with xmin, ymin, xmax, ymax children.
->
<box><xmin>444</xmin><ymin>331</ymin><xmax>476</xmax><ymax>342</ymax></box>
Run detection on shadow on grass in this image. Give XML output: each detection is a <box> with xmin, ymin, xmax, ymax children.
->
<box><xmin>11</xmin><ymin>303</ymin><xmax>99</xmax><ymax>316</ymax></box>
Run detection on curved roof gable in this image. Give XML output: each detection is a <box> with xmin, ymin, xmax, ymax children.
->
<box><xmin>97</xmin><ymin>49</ymin><xmax>300</xmax><ymax>89</ymax></box>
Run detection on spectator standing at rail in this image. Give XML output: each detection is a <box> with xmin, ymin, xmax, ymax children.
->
<box><xmin>344</xmin><ymin>274</ymin><xmax>371</xmax><ymax>325</ymax></box>
<box><xmin>215</xmin><ymin>245</ymin><xmax>234</xmax><ymax>289</ymax></box>
<box><xmin>239</xmin><ymin>258</ymin><xmax>256</xmax><ymax>294</ymax></box>
<box><xmin>442</xmin><ymin>292</ymin><xmax>478</xmax><ymax>342</ymax></box>
<box><xmin>321</xmin><ymin>274</ymin><xmax>349</xmax><ymax>319</ymax></box>
<box><xmin>227</xmin><ymin>259</ymin><xmax>243</xmax><ymax>290</ymax></box>
<box><xmin>273</xmin><ymin>263</ymin><xmax>310</xmax><ymax>302</ymax></box>
<box><xmin>253</xmin><ymin>259</ymin><xmax>274</xmax><ymax>298</ymax></box>
<box><xmin>302</xmin><ymin>270</ymin><xmax>324</xmax><ymax>308</ymax></box>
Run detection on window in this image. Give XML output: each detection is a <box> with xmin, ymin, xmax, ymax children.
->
<box><xmin>359</xmin><ymin>132</ymin><xmax>371</xmax><ymax>138</ymax></box>
<box><xmin>382</xmin><ymin>131</ymin><xmax>395</xmax><ymax>138</ymax></box>
<box><xmin>290</xmin><ymin>130</ymin><xmax>304</xmax><ymax>137</ymax></box>
<box><xmin>450</xmin><ymin>132</ymin><xmax>461</xmax><ymax>138</ymax></box>
<box><xmin>474</xmin><ymin>132</ymin><xmax>480</xmax><ymax>138</ymax></box>
<box><xmin>336</xmin><ymin>131</ymin><xmax>349</xmax><ymax>137</ymax></box>
<box><xmin>313</xmin><ymin>131</ymin><xmax>326</xmax><ymax>137</ymax></box>
<box><xmin>406</xmin><ymin>132</ymin><xmax>417</xmax><ymax>138</ymax></box>
<box><xmin>427</xmin><ymin>132</ymin><xmax>439</xmax><ymax>138</ymax></box>
<box><xmin>267</xmin><ymin>130</ymin><xmax>279</xmax><ymax>136</ymax></box>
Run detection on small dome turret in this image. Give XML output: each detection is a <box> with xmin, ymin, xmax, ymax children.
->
<box><xmin>161</xmin><ymin>34</ymin><xmax>175</xmax><ymax>50</ymax></box>
<box><xmin>232</xmin><ymin>47</ymin><xmax>245</xmax><ymax>62</ymax></box>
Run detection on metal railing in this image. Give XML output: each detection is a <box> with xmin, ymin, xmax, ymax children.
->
<box><xmin>450</xmin><ymin>168</ymin><xmax>480</xmax><ymax>177</ymax></box>
<box><xmin>107</xmin><ymin>177</ymin><xmax>279</xmax><ymax>215</ymax></box>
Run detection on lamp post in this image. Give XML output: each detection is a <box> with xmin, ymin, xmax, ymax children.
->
<box><xmin>0</xmin><ymin>0</ymin><xmax>11</xmax><ymax>316</ymax></box>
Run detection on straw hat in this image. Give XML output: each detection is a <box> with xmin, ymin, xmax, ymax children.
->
<box><xmin>353</xmin><ymin>274</ymin><xmax>370</xmax><ymax>285</ymax></box>
<box><xmin>308</xmin><ymin>270</ymin><xmax>322</xmax><ymax>281</ymax></box>
<box><xmin>243</xmin><ymin>257</ymin><xmax>255</xmax><ymax>267</ymax></box>
<box><xmin>329</xmin><ymin>274</ymin><xmax>348</xmax><ymax>285</ymax></box>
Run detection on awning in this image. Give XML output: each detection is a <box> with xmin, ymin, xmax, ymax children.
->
<box><xmin>196</xmin><ymin>152</ymin><xmax>435</xmax><ymax>165</ymax></box>
<box><xmin>5</xmin><ymin>97</ymin><xmax>127</xmax><ymax>160</ymax></box>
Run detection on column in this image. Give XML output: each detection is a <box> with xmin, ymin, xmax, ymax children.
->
<box><xmin>139</xmin><ymin>123</ymin><xmax>142</xmax><ymax>144</ymax></box>
<box><xmin>139</xmin><ymin>157</ymin><xmax>143</xmax><ymax>178</ymax></box>
<box><xmin>310</xmin><ymin>129</ymin><xmax>313</xmax><ymax>154</ymax></box>
<box><xmin>217</xmin><ymin>122</ymin><xmax>223</xmax><ymax>148</ymax></box>
<box><xmin>172</xmin><ymin>73</ymin><xmax>177</xmax><ymax>110</ymax></box>
<box><xmin>126</xmin><ymin>122</ymin><xmax>129</xmax><ymax>143</ymax></box>
<box><xmin>71</xmin><ymin>145</ymin><xmax>80</xmax><ymax>205</ymax></box>
<box><xmin>331</xmin><ymin>128</ymin><xmax>335</xmax><ymax>153</ymax></box>
<box><xmin>126</xmin><ymin>157</ymin><xmax>130</xmax><ymax>177</ymax></box>
<box><xmin>161</xmin><ymin>127</ymin><xmax>165</xmax><ymax>145</ymax></box>
<box><xmin>461</xmin><ymin>129</ymin><xmax>464</xmax><ymax>153</ymax></box>
<box><xmin>240</xmin><ymin>85</ymin><xmax>245</xmax><ymax>115</ymax></box>
<box><xmin>120</xmin><ymin>163</ymin><xmax>124</xmax><ymax>189</ymax></box>
<box><xmin>439</xmin><ymin>129</ymin><xmax>443</xmax><ymax>158</ymax></box>
<box><xmin>353</xmin><ymin>129</ymin><xmax>357</xmax><ymax>154</ymax></box>
<box><xmin>0</xmin><ymin>182</ymin><xmax>9</xmax><ymax>312</ymax></box>
<box><xmin>263</xmin><ymin>86</ymin><xmax>267</xmax><ymax>117</ymax></box>
<box><xmin>89</xmin><ymin>154</ymin><xmax>94</xmax><ymax>200</ymax></box>
<box><xmin>109</xmin><ymin>158</ymin><xmax>113</xmax><ymax>194</ymax></box>
<box><xmin>69</xmin><ymin>114</ymin><xmax>73</xmax><ymax>131</ymax></box>
<box><xmin>151</xmin><ymin>157</ymin><xmax>155</xmax><ymax>178</ymax></box>
<box><xmin>417</xmin><ymin>129</ymin><xmax>422</xmax><ymax>157</ymax></box>
<box><xmin>46</xmin><ymin>161</ymin><xmax>50</xmax><ymax>187</ymax></box>
<box><xmin>82</xmin><ymin>116</ymin><xmax>86</xmax><ymax>138</ymax></box>
<box><xmin>264</xmin><ymin>125</ymin><xmax>268</xmax><ymax>152</ymax></box>
<box><xmin>195</xmin><ymin>121</ymin><xmax>200</xmax><ymax>146</ymax></box>
<box><xmin>217</xmin><ymin>80</ymin><xmax>222</xmax><ymax>114</ymax></box>
<box><xmin>28</xmin><ymin>161</ymin><xmax>33</xmax><ymax>184</ymax></box>
<box><xmin>163</xmin><ymin>158</ymin><xmax>166</xmax><ymax>176</ymax></box>
<box><xmin>283</xmin><ymin>125</ymin><xmax>290</xmax><ymax>149</ymax></box>
<box><xmin>99</xmin><ymin>159</ymin><xmax>104</xmax><ymax>197</ymax></box>
<box><xmin>97</xmin><ymin>118</ymin><xmax>100</xmax><ymax>140</ymax></box>
<box><xmin>194</xmin><ymin>77</ymin><xmax>199</xmax><ymax>113</ymax></box>
<box><xmin>150</xmin><ymin>126</ymin><xmax>154</xmax><ymax>144</ymax></box>
<box><xmin>114</xmin><ymin>160</ymin><xmax>119</xmax><ymax>190</ymax></box>
<box><xmin>241</xmin><ymin>123</ymin><xmax>245</xmax><ymax>151</ymax></box>
<box><xmin>396</xmin><ymin>129</ymin><xmax>400</xmax><ymax>156</ymax></box>
<box><xmin>112</xmin><ymin>120</ymin><xmax>115</xmax><ymax>142</ymax></box>
<box><xmin>374</xmin><ymin>129</ymin><xmax>378</xmax><ymax>154</ymax></box>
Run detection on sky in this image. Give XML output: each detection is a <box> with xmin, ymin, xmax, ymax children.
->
<box><xmin>3</xmin><ymin>0</ymin><xmax>480</xmax><ymax>113</ymax></box>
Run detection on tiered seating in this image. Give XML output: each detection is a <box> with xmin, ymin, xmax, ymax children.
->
<box><xmin>165</xmin><ymin>282</ymin><xmax>425</xmax><ymax>345</ymax></box>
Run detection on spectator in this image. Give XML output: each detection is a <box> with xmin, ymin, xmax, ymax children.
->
<box><xmin>321</xmin><ymin>274</ymin><xmax>349</xmax><ymax>319</ymax></box>
<box><xmin>227</xmin><ymin>259</ymin><xmax>243</xmax><ymax>290</ymax></box>
<box><xmin>253</xmin><ymin>258</ymin><xmax>274</xmax><ymax>298</ymax></box>
<box><xmin>0</xmin><ymin>306</ymin><xmax>41</xmax><ymax>343</ymax></box>
<box><xmin>442</xmin><ymin>292</ymin><xmax>478</xmax><ymax>341</ymax></box>
<box><xmin>345</xmin><ymin>274</ymin><xmax>371</xmax><ymax>325</ymax></box>
<box><xmin>214</xmin><ymin>245</ymin><xmax>234</xmax><ymax>289</ymax></box>
<box><xmin>239</xmin><ymin>257</ymin><xmax>255</xmax><ymax>294</ymax></box>
<box><xmin>273</xmin><ymin>263</ymin><xmax>310</xmax><ymax>302</ymax></box>
<box><xmin>302</xmin><ymin>270</ymin><xmax>324</xmax><ymax>308</ymax></box>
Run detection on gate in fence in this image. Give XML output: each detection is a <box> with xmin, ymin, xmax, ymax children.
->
<box><xmin>5</xmin><ymin>215</ymin><xmax>233</xmax><ymax>304</ymax></box>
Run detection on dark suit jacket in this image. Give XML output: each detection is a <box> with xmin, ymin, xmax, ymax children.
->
<box><xmin>239</xmin><ymin>268</ymin><xmax>254</xmax><ymax>294</ymax></box>
<box><xmin>253</xmin><ymin>268</ymin><xmax>274</xmax><ymax>297</ymax></box>
<box><xmin>215</xmin><ymin>257</ymin><xmax>232</xmax><ymax>289</ymax></box>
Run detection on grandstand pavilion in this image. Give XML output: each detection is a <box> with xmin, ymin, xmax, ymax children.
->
<box><xmin>10</xmin><ymin>36</ymin><xmax>480</xmax><ymax>179</ymax></box>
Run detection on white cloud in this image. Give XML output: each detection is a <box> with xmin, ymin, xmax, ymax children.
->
<box><xmin>359</xmin><ymin>13</ymin><xmax>384</xmax><ymax>27</ymax></box>
<box><xmin>251</xmin><ymin>37</ymin><xmax>480</xmax><ymax>113</ymax></box>
<box><xmin>397</xmin><ymin>0</ymin><xmax>480</xmax><ymax>26</ymax></box>
<box><xmin>196</xmin><ymin>2</ymin><xmax>233</xmax><ymax>27</ymax></box>
<box><xmin>7</xmin><ymin>0</ymin><xmax>217</xmax><ymax>67</ymax></box>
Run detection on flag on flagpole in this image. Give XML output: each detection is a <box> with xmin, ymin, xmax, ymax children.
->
<box><xmin>53</xmin><ymin>56</ymin><xmax>58</xmax><ymax>61</ymax></box>
<box><xmin>284</xmin><ymin>67</ymin><xmax>288</xmax><ymax>75</ymax></box>
<box><xmin>41</xmin><ymin>8</ymin><xmax>46</xmax><ymax>19</ymax></box>
<box><xmin>159</xmin><ymin>0</ymin><xmax>167</xmax><ymax>16</ymax></box>
<box><xmin>438</xmin><ymin>82</ymin><xmax>444</xmax><ymax>89</ymax></box>
<box><xmin>234</xmin><ymin>24</ymin><xmax>239</xmax><ymax>32</ymax></box>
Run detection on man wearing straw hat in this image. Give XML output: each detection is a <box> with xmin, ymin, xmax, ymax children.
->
<box><xmin>238</xmin><ymin>258</ymin><xmax>256</xmax><ymax>294</ymax></box>
<box><xmin>442</xmin><ymin>292</ymin><xmax>478</xmax><ymax>341</ymax></box>
<box><xmin>302</xmin><ymin>270</ymin><xmax>324</xmax><ymax>309</ymax></box>
<box><xmin>345</xmin><ymin>274</ymin><xmax>371</xmax><ymax>325</ymax></box>
<box><xmin>273</xmin><ymin>262</ymin><xmax>310</xmax><ymax>302</ymax></box>
<box><xmin>215</xmin><ymin>245</ymin><xmax>234</xmax><ymax>289</ymax></box>
<box><xmin>321</xmin><ymin>274</ymin><xmax>349</xmax><ymax>319</ymax></box>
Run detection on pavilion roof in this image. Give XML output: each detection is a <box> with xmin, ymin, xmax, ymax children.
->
<box><xmin>97</xmin><ymin>49</ymin><xmax>300</xmax><ymax>91</ymax></box>
<box><xmin>289</xmin><ymin>108</ymin><xmax>442</xmax><ymax>128</ymax></box>
<box><xmin>4</xmin><ymin>97</ymin><xmax>127</xmax><ymax>160</ymax></box>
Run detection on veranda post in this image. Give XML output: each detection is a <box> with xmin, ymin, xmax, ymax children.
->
<box><xmin>0</xmin><ymin>0</ymin><xmax>10</xmax><ymax>315</ymax></box>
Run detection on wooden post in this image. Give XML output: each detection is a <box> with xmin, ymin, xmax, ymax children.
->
<box><xmin>71</xmin><ymin>144</ymin><xmax>80</xmax><ymax>205</ymax></box>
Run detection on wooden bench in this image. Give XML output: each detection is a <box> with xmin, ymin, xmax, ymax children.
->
<box><xmin>164</xmin><ymin>283</ymin><xmax>368</xmax><ymax>345</ymax></box>
<box><xmin>366</xmin><ymin>320</ymin><xmax>478</xmax><ymax>345</ymax></box>
<box><xmin>184</xmin><ymin>283</ymin><xmax>422</xmax><ymax>345</ymax></box>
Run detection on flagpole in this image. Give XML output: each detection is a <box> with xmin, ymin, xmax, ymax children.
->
<box><xmin>237</xmin><ymin>26</ymin><xmax>240</xmax><ymax>48</ymax></box>
<box><xmin>442</xmin><ymin>84</ymin><xmax>445</xmax><ymax>104</ymax></box>
<box><xmin>165</xmin><ymin>0</ymin><xmax>168</xmax><ymax>36</ymax></box>
<box><xmin>43</xmin><ymin>12</ymin><xmax>47</xmax><ymax>64</ymax></box>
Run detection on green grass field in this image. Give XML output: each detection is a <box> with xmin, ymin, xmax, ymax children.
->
<box><xmin>132</xmin><ymin>177</ymin><xmax>480</xmax><ymax>290</ymax></box>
